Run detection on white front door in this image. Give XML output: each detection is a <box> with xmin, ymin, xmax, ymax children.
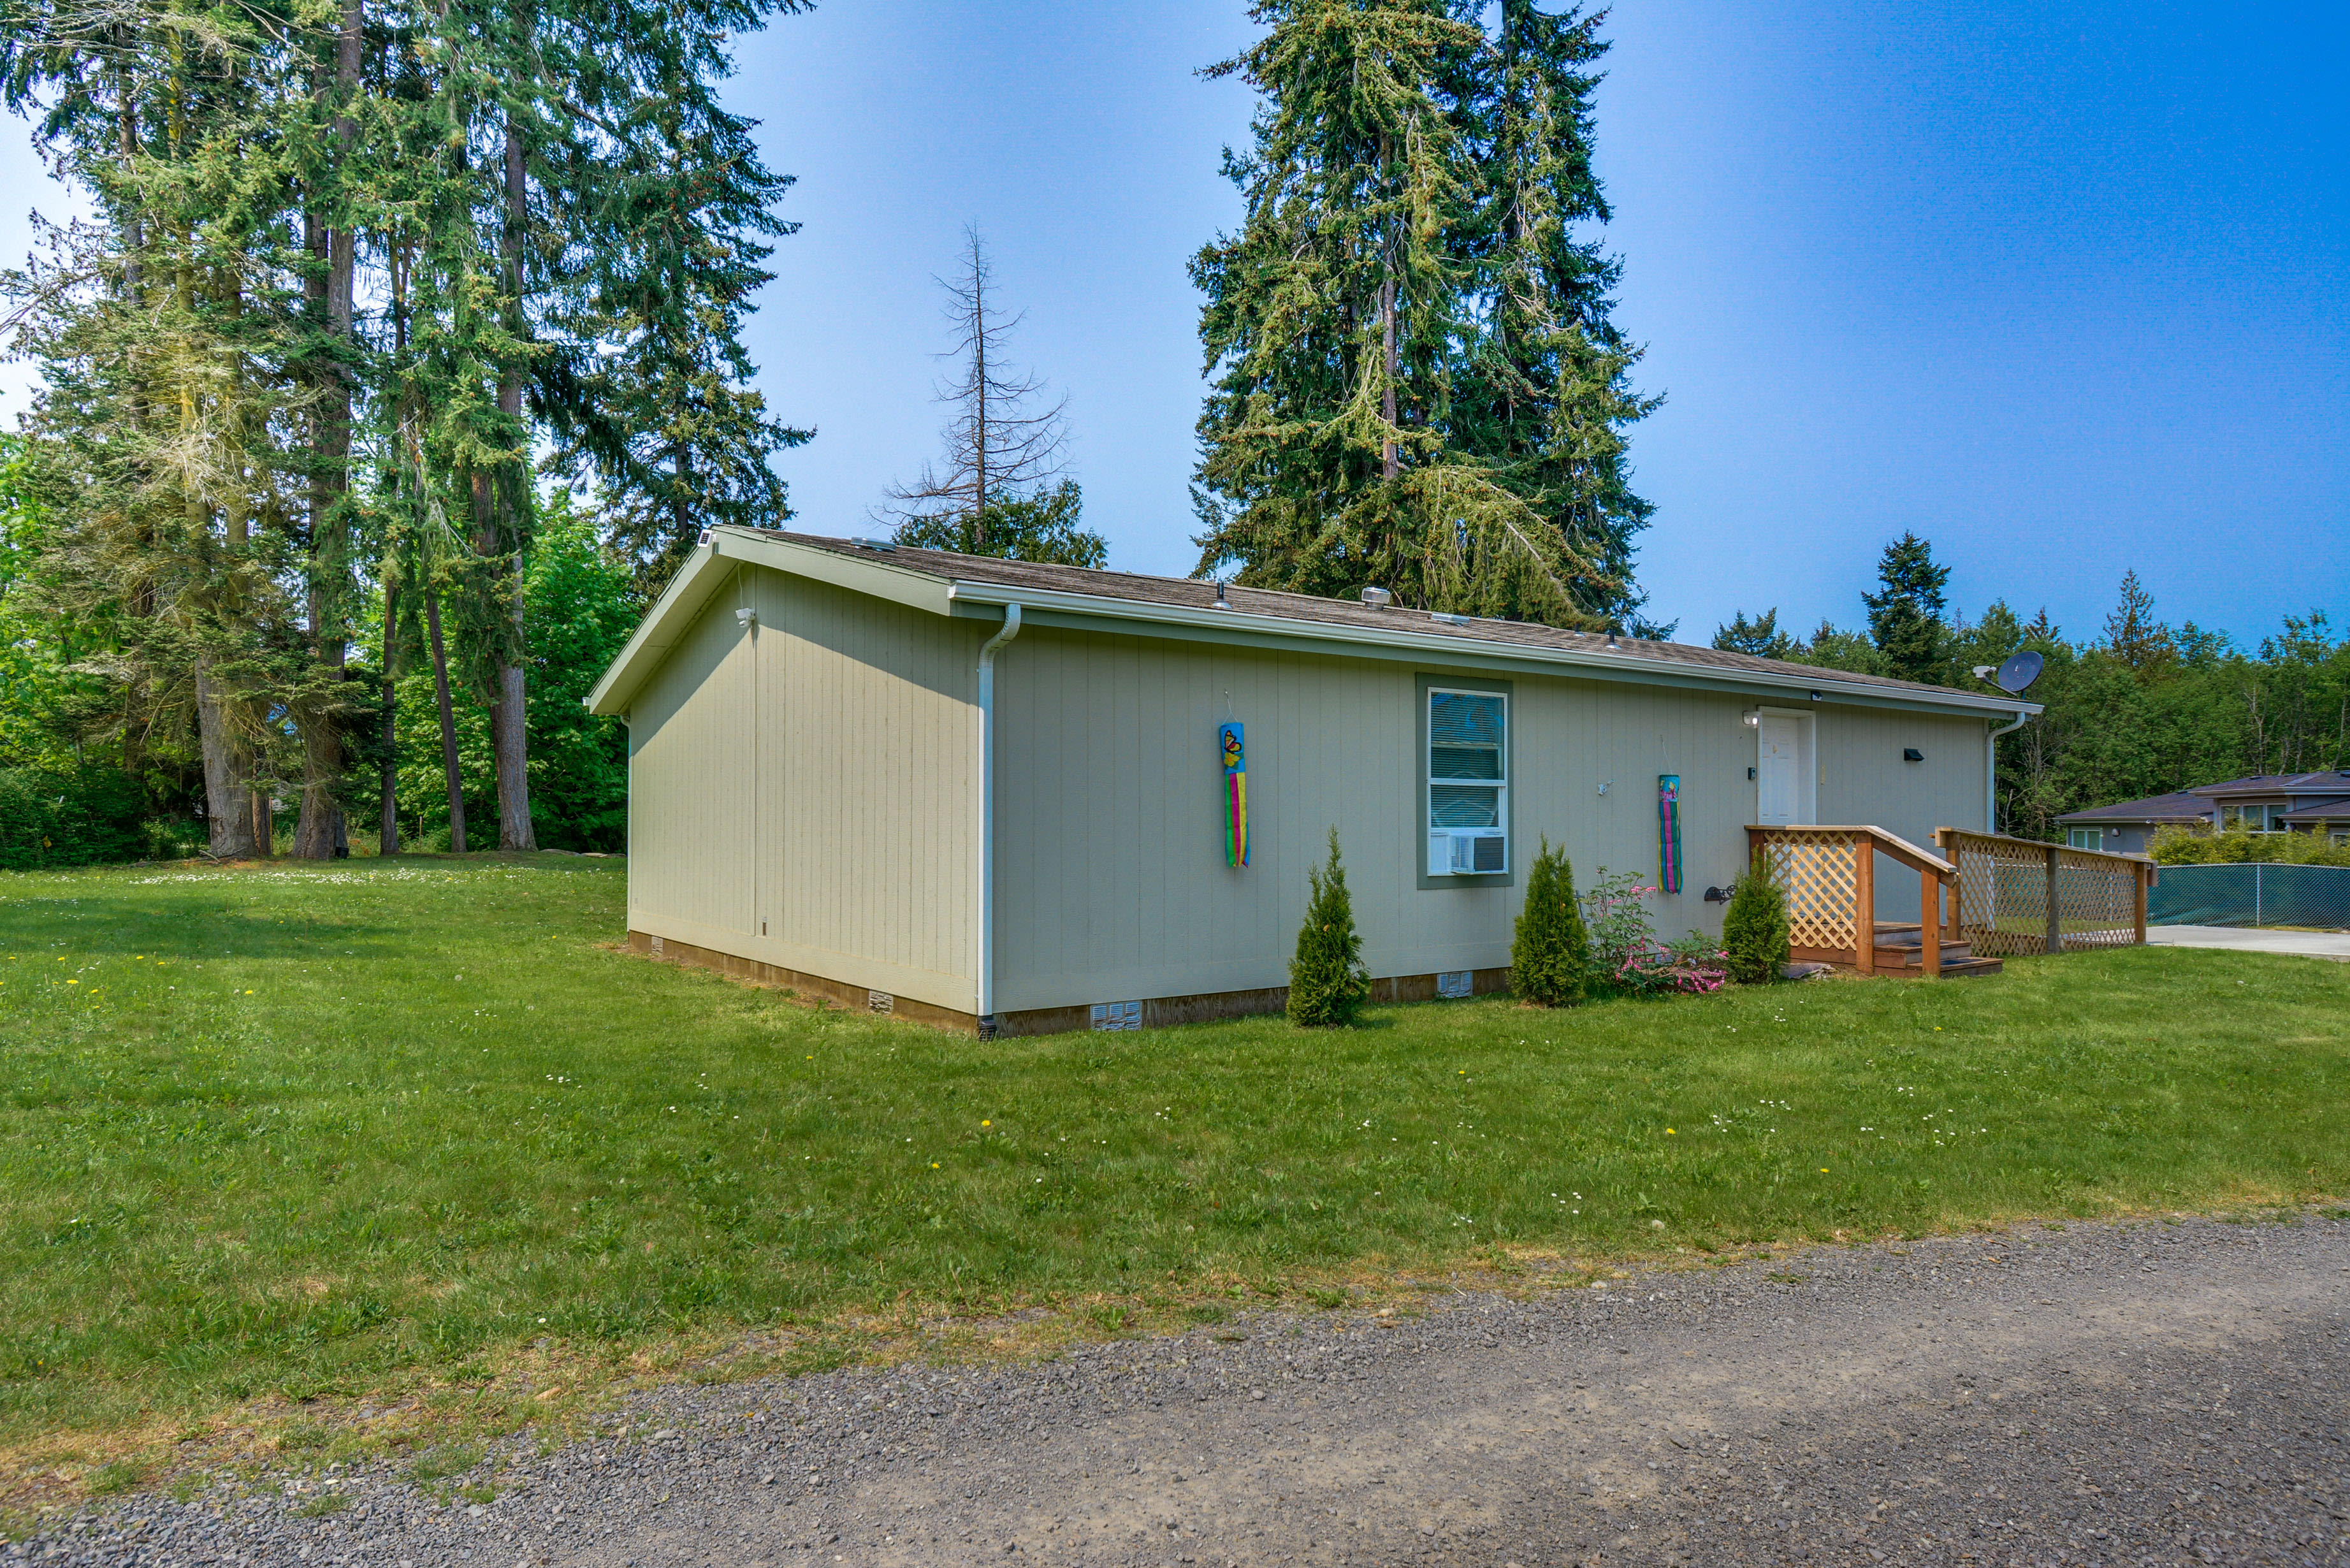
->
<box><xmin>1758</xmin><ymin>715</ymin><xmax>1803</xmax><ymax>825</ymax></box>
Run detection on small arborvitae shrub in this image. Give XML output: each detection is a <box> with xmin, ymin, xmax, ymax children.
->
<box><xmin>1287</xmin><ymin>827</ymin><xmax>1370</xmax><ymax>1027</ymax></box>
<box><xmin>1720</xmin><ymin>861</ymin><xmax>1792</xmax><ymax>984</ymax></box>
<box><xmin>1510</xmin><ymin>836</ymin><xmax>1590</xmax><ymax>1006</ymax></box>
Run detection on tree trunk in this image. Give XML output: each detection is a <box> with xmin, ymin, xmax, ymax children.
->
<box><xmin>1379</xmin><ymin>136</ymin><xmax>1400</xmax><ymax>483</ymax></box>
<box><xmin>973</xmin><ymin>261</ymin><xmax>987</xmax><ymax>549</ymax></box>
<box><xmin>379</xmin><ymin>586</ymin><xmax>400</xmax><ymax>855</ymax></box>
<box><xmin>196</xmin><ymin>659</ymin><xmax>263</xmax><ymax>859</ymax></box>
<box><xmin>485</xmin><ymin>113</ymin><xmax>537</xmax><ymax>851</ymax></box>
<box><xmin>424</xmin><ymin>588</ymin><xmax>466</xmax><ymax>854</ymax></box>
<box><xmin>295</xmin><ymin>1</ymin><xmax>364</xmax><ymax>859</ymax></box>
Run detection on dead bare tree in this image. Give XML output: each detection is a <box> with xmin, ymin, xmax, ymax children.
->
<box><xmin>879</xmin><ymin>226</ymin><xmax>1067</xmax><ymax>552</ymax></box>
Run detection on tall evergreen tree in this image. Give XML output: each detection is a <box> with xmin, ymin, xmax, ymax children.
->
<box><xmin>1190</xmin><ymin>0</ymin><xmax>1651</xmax><ymax>629</ymax></box>
<box><xmin>2101</xmin><ymin>569</ymin><xmax>2175</xmax><ymax>682</ymax></box>
<box><xmin>1862</xmin><ymin>531</ymin><xmax>1951</xmax><ymax>684</ymax></box>
<box><xmin>540</xmin><ymin>0</ymin><xmax>811</xmax><ymax>592</ymax></box>
<box><xmin>1712</xmin><ymin>607</ymin><xmax>1795</xmax><ymax>660</ymax></box>
<box><xmin>1452</xmin><ymin>0</ymin><xmax>1658</xmax><ymax>628</ymax></box>
<box><xmin>4</xmin><ymin>0</ymin><xmax>811</xmax><ymax>856</ymax></box>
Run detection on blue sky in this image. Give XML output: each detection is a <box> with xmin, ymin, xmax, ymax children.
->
<box><xmin>2</xmin><ymin>2</ymin><xmax>2342</xmax><ymax>649</ymax></box>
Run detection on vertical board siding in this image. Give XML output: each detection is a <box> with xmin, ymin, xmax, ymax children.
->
<box><xmin>991</xmin><ymin>629</ymin><xmax>1989</xmax><ymax>1013</ymax></box>
<box><xmin>627</xmin><ymin>565</ymin><xmax>981</xmax><ymax>1012</ymax></box>
<box><xmin>627</xmin><ymin>569</ymin><xmax>757</xmax><ymax>938</ymax></box>
<box><xmin>1819</xmin><ymin>711</ymin><xmax>1989</xmax><ymax>920</ymax></box>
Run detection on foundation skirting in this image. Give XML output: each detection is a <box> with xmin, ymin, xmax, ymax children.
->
<box><xmin>626</xmin><ymin>930</ymin><xmax>1510</xmax><ymax>1038</ymax></box>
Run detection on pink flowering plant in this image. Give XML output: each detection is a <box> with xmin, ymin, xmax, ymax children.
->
<box><xmin>1578</xmin><ymin>869</ymin><xmax>1730</xmax><ymax>996</ymax></box>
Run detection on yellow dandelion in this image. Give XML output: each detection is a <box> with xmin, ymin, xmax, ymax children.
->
<box><xmin>981</xmin><ymin>1119</ymin><xmax>992</xmax><ymax>1128</ymax></box>
<box><xmin>1665</xmin><ymin>1128</ymin><xmax>1674</xmax><ymax>1134</ymax></box>
<box><xmin>931</xmin><ymin>1163</ymin><xmax>939</xmax><ymax>1169</ymax></box>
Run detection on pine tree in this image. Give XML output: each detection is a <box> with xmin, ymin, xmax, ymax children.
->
<box><xmin>1509</xmin><ymin>836</ymin><xmax>1588</xmax><ymax>1005</ymax></box>
<box><xmin>1720</xmin><ymin>863</ymin><xmax>1790</xmax><ymax>985</ymax></box>
<box><xmin>542</xmin><ymin>8</ymin><xmax>812</xmax><ymax>592</ymax></box>
<box><xmin>895</xmin><ymin>479</ymin><xmax>1106</xmax><ymax>568</ymax></box>
<box><xmin>2101</xmin><ymin>570</ymin><xmax>2175</xmax><ymax>682</ymax></box>
<box><xmin>1863</xmin><ymin>532</ymin><xmax>1952</xmax><ymax>684</ymax></box>
<box><xmin>1287</xmin><ymin>827</ymin><xmax>1371</xmax><ymax>1027</ymax></box>
<box><xmin>1712</xmin><ymin>607</ymin><xmax>1795</xmax><ymax>660</ymax></box>
<box><xmin>1451</xmin><ymin>0</ymin><xmax>1659</xmax><ymax>628</ymax></box>
<box><xmin>1191</xmin><ymin>0</ymin><xmax>1651</xmax><ymax>629</ymax></box>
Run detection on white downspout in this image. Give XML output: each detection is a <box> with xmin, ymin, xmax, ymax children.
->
<box><xmin>976</xmin><ymin>604</ymin><xmax>1022</xmax><ymax>1034</ymax></box>
<box><xmin>1986</xmin><ymin>710</ymin><xmax>2029</xmax><ymax>833</ymax></box>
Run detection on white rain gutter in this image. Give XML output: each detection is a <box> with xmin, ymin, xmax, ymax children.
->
<box><xmin>1986</xmin><ymin>710</ymin><xmax>2030</xmax><ymax>832</ymax></box>
<box><xmin>976</xmin><ymin>602</ymin><xmax>1022</xmax><ymax>1034</ymax></box>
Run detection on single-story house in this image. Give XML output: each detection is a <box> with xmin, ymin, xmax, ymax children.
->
<box><xmin>2059</xmin><ymin>771</ymin><xmax>2350</xmax><ymax>852</ymax></box>
<box><xmin>586</xmin><ymin>528</ymin><xmax>2040</xmax><ymax>1035</ymax></box>
<box><xmin>2054</xmin><ymin>790</ymin><xmax>2217</xmax><ymax>855</ymax></box>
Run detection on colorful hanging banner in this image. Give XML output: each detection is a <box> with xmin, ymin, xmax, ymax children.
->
<box><xmin>1657</xmin><ymin>774</ymin><xmax>1683</xmax><ymax>894</ymax></box>
<box><xmin>1219</xmin><ymin>722</ymin><xmax>1251</xmax><ymax>867</ymax></box>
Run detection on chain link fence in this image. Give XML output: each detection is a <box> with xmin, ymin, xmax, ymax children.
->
<box><xmin>2145</xmin><ymin>864</ymin><xmax>2350</xmax><ymax>930</ymax></box>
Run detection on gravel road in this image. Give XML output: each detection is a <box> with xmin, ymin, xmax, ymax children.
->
<box><xmin>20</xmin><ymin>1213</ymin><xmax>2349</xmax><ymax>1568</ymax></box>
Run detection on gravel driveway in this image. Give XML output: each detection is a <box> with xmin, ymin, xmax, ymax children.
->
<box><xmin>24</xmin><ymin>1213</ymin><xmax>2349</xmax><ymax>1568</ymax></box>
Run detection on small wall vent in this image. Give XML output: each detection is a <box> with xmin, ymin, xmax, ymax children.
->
<box><xmin>1090</xmin><ymin>1001</ymin><xmax>1142</xmax><ymax>1031</ymax></box>
<box><xmin>1436</xmin><ymin>970</ymin><xmax>1474</xmax><ymax>999</ymax></box>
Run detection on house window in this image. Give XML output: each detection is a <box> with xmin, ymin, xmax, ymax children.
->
<box><xmin>1427</xmin><ymin>688</ymin><xmax>1507</xmax><ymax>876</ymax></box>
<box><xmin>2226</xmin><ymin>804</ymin><xmax>2284</xmax><ymax>833</ymax></box>
<box><xmin>2332</xmin><ymin>827</ymin><xmax>2349</xmax><ymax>848</ymax></box>
<box><xmin>2066</xmin><ymin>827</ymin><xmax>2105</xmax><ymax>852</ymax></box>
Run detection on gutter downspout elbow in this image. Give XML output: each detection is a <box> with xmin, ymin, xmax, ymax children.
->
<box><xmin>977</xmin><ymin>604</ymin><xmax>1022</xmax><ymax>1036</ymax></box>
<box><xmin>1987</xmin><ymin>709</ymin><xmax>2029</xmax><ymax>833</ymax></box>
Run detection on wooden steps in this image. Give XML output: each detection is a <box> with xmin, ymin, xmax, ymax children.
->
<box><xmin>1870</xmin><ymin>923</ymin><xmax>2004</xmax><ymax>979</ymax></box>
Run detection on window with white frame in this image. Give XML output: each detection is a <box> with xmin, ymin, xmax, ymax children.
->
<box><xmin>1427</xmin><ymin>688</ymin><xmax>1507</xmax><ymax>876</ymax></box>
<box><xmin>2225</xmin><ymin>803</ymin><xmax>2286</xmax><ymax>833</ymax></box>
<box><xmin>2066</xmin><ymin>827</ymin><xmax>2105</xmax><ymax>852</ymax></box>
<box><xmin>2330</xmin><ymin>826</ymin><xmax>2348</xmax><ymax>848</ymax></box>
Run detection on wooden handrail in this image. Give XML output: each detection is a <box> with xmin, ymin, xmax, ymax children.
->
<box><xmin>1933</xmin><ymin>826</ymin><xmax>2156</xmax><ymax>875</ymax></box>
<box><xmin>1746</xmin><ymin>824</ymin><xmax>1955</xmax><ymax>878</ymax></box>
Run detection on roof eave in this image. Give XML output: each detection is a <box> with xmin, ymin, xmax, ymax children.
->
<box><xmin>942</xmin><ymin>579</ymin><xmax>2042</xmax><ymax>718</ymax></box>
<box><xmin>586</xmin><ymin>530</ymin><xmax>959</xmax><ymax>716</ymax></box>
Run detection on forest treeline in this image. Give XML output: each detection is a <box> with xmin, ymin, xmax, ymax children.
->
<box><xmin>1718</xmin><ymin>535</ymin><xmax>2350</xmax><ymax>841</ymax></box>
<box><xmin>0</xmin><ymin>0</ymin><xmax>2333</xmax><ymax>867</ymax></box>
<box><xmin>0</xmin><ymin>0</ymin><xmax>803</xmax><ymax>862</ymax></box>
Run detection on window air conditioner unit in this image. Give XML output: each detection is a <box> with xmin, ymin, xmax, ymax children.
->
<box><xmin>1430</xmin><ymin>828</ymin><xmax>1505</xmax><ymax>876</ymax></box>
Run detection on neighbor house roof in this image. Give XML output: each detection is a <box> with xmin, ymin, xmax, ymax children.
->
<box><xmin>586</xmin><ymin>528</ymin><xmax>2049</xmax><ymax>721</ymax></box>
<box><xmin>2055</xmin><ymin>790</ymin><xmax>2216</xmax><ymax>826</ymax></box>
<box><xmin>2278</xmin><ymin>797</ymin><xmax>2350</xmax><ymax>824</ymax></box>
<box><xmin>2189</xmin><ymin>772</ymin><xmax>2350</xmax><ymax>800</ymax></box>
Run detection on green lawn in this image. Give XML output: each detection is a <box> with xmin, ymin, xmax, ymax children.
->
<box><xmin>3</xmin><ymin>854</ymin><xmax>2346</xmax><ymax>1467</ymax></box>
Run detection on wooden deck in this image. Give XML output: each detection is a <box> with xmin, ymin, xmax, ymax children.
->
<box><xmin>1753</xmin><ymin>824</ymin><xmax>2154</xmax><ymax>979</ymax></box>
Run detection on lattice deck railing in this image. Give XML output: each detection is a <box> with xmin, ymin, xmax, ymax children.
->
<box><xmin>1933</xmin><ymin>829</ymin><xmax>2154</xmax><ymax>956</ymax></box>
<box><xmin>1746</xmin><ymin>825</ymin><xmax>1956</xmax><ymax>975</ymax></box>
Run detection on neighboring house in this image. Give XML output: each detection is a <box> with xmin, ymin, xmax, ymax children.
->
<box><xmin>2195</xmin><ymin>773</ymin><xmax>2350</xmax><ymax>846</ymax></box>
<box><xmin>2054</xmin><ymin>790</ymin><xmax>2217</xmax><ymax>854</ymax></box>
<box><xmin>2058</xmin><ymin>771</ymin><xmax>2350</xmax><ymax>852</ymax></box>
<box><xmin>586</xmin><ymin>528</ymin><xmax>2040</xmax><ymax>1035</ymax></box>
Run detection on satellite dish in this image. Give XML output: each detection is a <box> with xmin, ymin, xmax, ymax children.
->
<box><xmin>1992</xmin><ymin>650</ymin><xmax>2043</xmax><ymax>694</ymax></box>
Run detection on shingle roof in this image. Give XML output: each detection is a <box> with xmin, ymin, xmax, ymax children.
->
<box><xmin>774</xmin><ymin>532</ymin><xmax>2017</xmax><ymax>708</ymax></box>
<box><xmin>2278</xmin><ymin>797</ymin><xmax>2350</xmax><ymax>824</ymax></box>
<box><xmin>2189</xmin><ymin>772</ymin><xmax>2350</xmax><ymax>799</ymax></box>
<box><xmin>2056</xmin><ymin>790</ymin><xmax>2217</xmax><ymax>825</ymax></box>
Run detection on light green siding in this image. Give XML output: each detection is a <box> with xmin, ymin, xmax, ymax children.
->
<box><xmin>989</xmin><ymin>628</ymin><xmax>1989</xmax><ymax>1013</ymax></box>
<box><xmin>625</xmin><ymin>565</ymin><xmax>982</xmax><ymax>1012</ymax></box>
